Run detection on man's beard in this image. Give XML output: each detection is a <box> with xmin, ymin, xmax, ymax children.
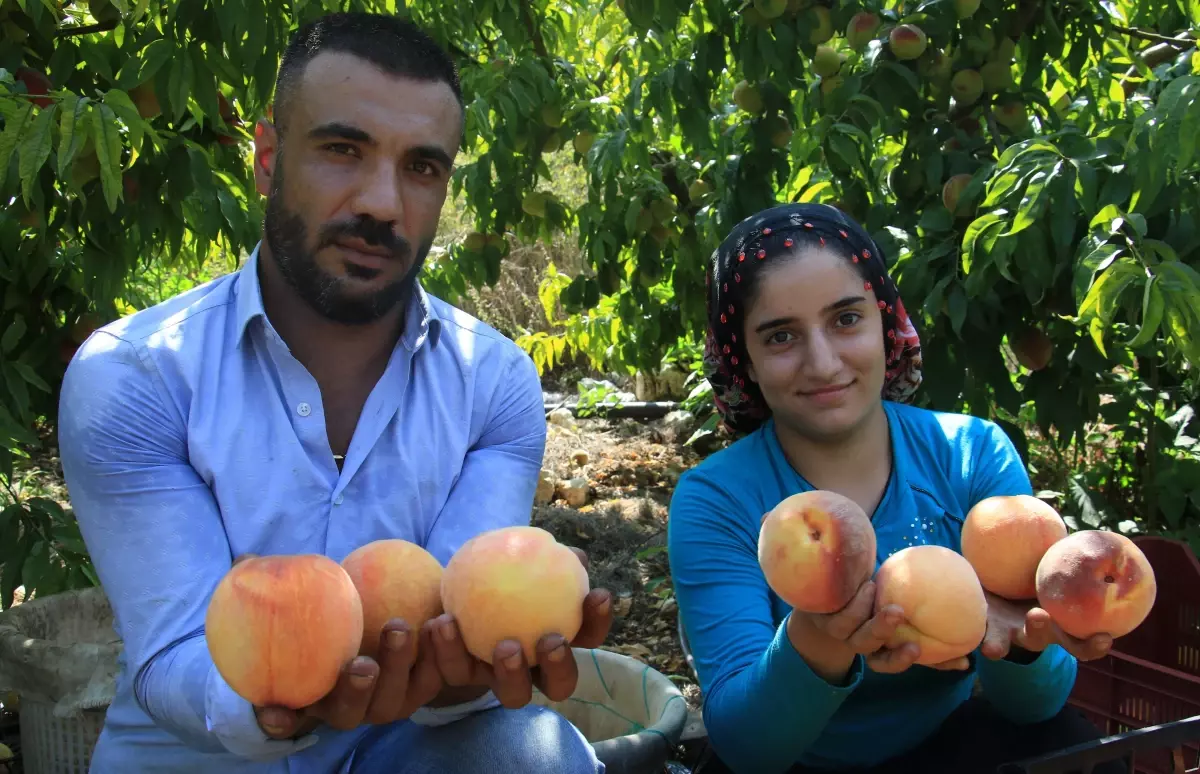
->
<box><xmin>262</xmin><ymin>162</ymin><xmax>432</xmax><ymax>326</ymax></box>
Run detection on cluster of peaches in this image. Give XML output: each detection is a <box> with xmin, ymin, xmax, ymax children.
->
<box><xmin>205</xmin><ymin>526</ymin><xmax>589</xmax><ymax>709</ymax></box>
<box><xmin>759</xmin><ymin>491</ymin><xmax>1158</xmax><ymax>664</ymax></box>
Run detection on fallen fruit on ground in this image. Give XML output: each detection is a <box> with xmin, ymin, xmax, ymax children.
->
<box><xmin>1035</xmin><ymin>530</ymin><xmax>1157</xmax><ymax>640</ymax></box>
<box><xmin>758</xmin><ymin>490</ymin><xmax>878</xmax><ymax>614</ymax></box>
<box><xmin>942</xmin><ymin>173</ymin><xmax>974</xmax><ymax>216</ymax></box>
<box><xmin>962</xmin><ymin>495</ymin><xmax>1068</xmax><ymax>600</ymax></box>
<box><xmin>342</xmin><ymin>539</ymin><xmax>445</xmax><ymax>660</ymax></box>
<box><xmin>889</xmin><ymin>24</ymin><xmax>928</xmax><ymax>60</ymax></box>
<box><xmin>875</xmin><ymin>545</ymin><xmax>988</xmax><ymax>665</ymax></box>
<box><xmin>206</xmin><ymin>554</ymin><xmax>364</xmax><ymax>709</ymax></box>
<box><xmin>441</xmin><ymin>526</ymin><xmax>590</xmax><ymax>664</ymax></box>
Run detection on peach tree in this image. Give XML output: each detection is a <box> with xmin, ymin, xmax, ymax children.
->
<box><xmin>1</xmin><ymin>0</ymin><xmax>1198</xmax><ymax>603</ymax></box>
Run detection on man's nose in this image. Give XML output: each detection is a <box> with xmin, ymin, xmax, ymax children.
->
<box><xmin>352</xmin><ymin>160</ymin><xmax>403</xmax><ymax>227</ymax></box>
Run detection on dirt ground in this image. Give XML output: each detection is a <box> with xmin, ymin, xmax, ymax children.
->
<box><xmin>534</xmin><ymin>415</ymin><xmax>708</xmax><ymax>710</ymax></box>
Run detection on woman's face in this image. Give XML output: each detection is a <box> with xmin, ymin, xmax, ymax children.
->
<box><xmin>742</xmin><ymin>247</ymin><xmax>887</xmax><ymax>442</ymax></box>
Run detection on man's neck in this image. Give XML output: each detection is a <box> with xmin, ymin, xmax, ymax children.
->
<box><xmin>256</xmin><ymin>243</ymin><xmax>405</xmax><ymax>383</ymax></box>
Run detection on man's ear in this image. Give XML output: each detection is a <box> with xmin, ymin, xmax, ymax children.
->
<box><xmin>253</xmin><ymin>118</ymin><xmax>279</xmax><ymax>197</ymax></box>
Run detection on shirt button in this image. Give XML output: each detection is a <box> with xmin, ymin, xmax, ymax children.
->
<box><xmin>334</xmin><ymin>495</ymin><xmax>344</xmax><ymax>506</ymax></box>
<box><xmin>296</xmin><ymin>402</ymin><xmax>311</xmax><ymax>417</ymax></box>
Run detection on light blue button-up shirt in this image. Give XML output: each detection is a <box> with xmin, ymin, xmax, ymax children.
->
<box><xmin>57</xmin><ymin>244</ymin><xmax>547</xmax><ymax>773</ymax></box>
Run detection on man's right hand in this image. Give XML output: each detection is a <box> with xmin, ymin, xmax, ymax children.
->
<box><xmin>253</xmin><ymin>617</ymin><xmax>444</xmax><ymax>739</ymax></box>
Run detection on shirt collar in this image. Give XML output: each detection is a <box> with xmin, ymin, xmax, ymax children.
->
<box><xmin>234</xmin><ymin>241</ymin><xmax>442</xmax><ymax>352</ymax></box>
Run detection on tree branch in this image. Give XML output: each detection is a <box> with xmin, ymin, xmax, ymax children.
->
<box><xmin>517</xmin><ymin>0</ymin><xmax>550</xmax><ymax>60</ymax></box>
<box><xmin>474</xmin><ymin>20</ymin><xmax>496</xmax><ymax>58</ymax></box>
<box><xmin>1109</xmin><ymin>23</ymin><xmax>1194</xmax><ymax>46</ymax></box>
<box><xmin>56</xmin><ymin>20</ymin><xmax>119</xmax><ymax>38</ymax></box>
<box><xmin>1119</xmin><ymin>33</ymin><xmax>1196</xmax><ymax>97</ymax></box>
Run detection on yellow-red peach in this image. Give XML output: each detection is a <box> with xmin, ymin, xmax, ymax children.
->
<box><xmin>441</xmin><ymin>526</ymin><xmax>590</xmax><ymax>664</ymax></box>
<box><xmin>962</xmin><ymin>495</ymin><xmax>1068</xmax><ymax>601</ymax></box>
<box><xmin>758</xmin><ymin>491</ymin><xmax>878</xmax><ymax>614</ymax></box>
<box><xmin>206</xmin><ymin>554</ymin><xmax>363</xmax><ymax>709</ymax></box>
<box><xmin>875</xmin><ymin>545</ymin><xmax>988</xmax><ymax>665</ymax></box>
<box><xmin>342</xmin><ymin>539</ymin><xmax>445</xmax><ymax>660</ymax></box>
<box><xmin>1035</xmin><ymin>530</ymin><xmax>1157</xmax><ymax>639</ymax></box>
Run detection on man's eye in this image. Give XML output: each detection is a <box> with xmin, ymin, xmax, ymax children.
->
<box><xmin>324</xmin><ymin>143</ymin><xmax>358</xmax><ymax>156</ymax></box>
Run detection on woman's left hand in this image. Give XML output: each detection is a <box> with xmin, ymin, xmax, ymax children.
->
<box><xmin>979</xmin><ymin>591</ymin><xmax>1113</xmax><ymax>663</ymax></box>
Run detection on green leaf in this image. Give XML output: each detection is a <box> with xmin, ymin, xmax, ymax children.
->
<box><xmin>961</xmin><ymin>212</ymin><xmax>1007</xmax><ymax>274</ymax></box>
<box><xmin>1</xmin><ymin>315</ymin><xmax>25</xmax><ymax>353</ymax></box>
<box><xmin>91</xmin><ymin>103</ymin><xmax>124</xmax><ymax>212</ymax></box>
<box><xmin>1006</xmin><ymin>163</ymin><xmax>1058</xmax><ymax>236</ymax></box>
<box><xmin>57</xmin><ymin>94</ymin><xmax>90</xmax><ymax>175</ymax></box>
<box><xmin>1126</xmin><ymin>274</ymin><xmax>1164</xmax><ymax>349</ymax></box>
<box><xmin>12</xmin><ymin>361</ymin><xmax>51</xmax><ymax>393</ymax></box>
<box><xmin>18</xmin><ymin>103</ymin><xmax>56</xmax><ymax>200</ymax></box>
<box><xmin>1077</xmin><ymin>256</ymin><xmax>1144</xmax><ymax>357</ymax></box>
<box><xmin>947</xmin><ymin>284</ymin><xmax>967</xmax><ymax>334</ymax></box>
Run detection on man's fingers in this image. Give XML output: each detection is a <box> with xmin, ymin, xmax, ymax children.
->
<box><xmin>845</xmin><ymin>605</ymin><xmax>903</xmax><ymax>656</ymax></box>
<box><xmin>980</xmin><ymin>616</ymin><xmax>1013</xmax><ymax>660</ymax></box>
<box><xmin>532</xmin><ymin>634</ymin><xmax>578</xmax><ymax>702</ymax></box>
<box><xmin>402</xmin><ymin>627</ymin><xmax>446</xmax><ymax>715</ymax></box>
<box><xmin>865</xmin><ymin>642</ymin><xmax>921</xmax><ymax>674</ymax></box>
<box><xmin>490</xmin><ymin>640</ymin><xmax>534</xmax><ymax>709</ymax></box>
<box><xmin>363</xmin><ymin>620</ymin><xmax>416</xmax><ymax>725</ymax></box>
<box><xmin>312</xmin><ymin>656</ymin><xmax>378</xmax><ymax>731</ymax></box>
<box><xmin>428</xmin><ymin>614</ymin><xmax>479</xmax><ymax>687</ymax></box>
<box><xmin>569</xmin><ymin>547</ymin><xmax>590</xmax><ymax>573</ymax></box>
<box><xmin>571</xmin><ymin>589</ymin><xmax>613</xmax><ymax>648</ymax></box>
<box><xmin>254</xmin><ymin>706</ymin><xmax>305</xmax><ymax>739</ymax></box>
<box><xmin>818</xmin><ymin>581</ymin><xmax>877</xmax><ymax>642</ymax></box>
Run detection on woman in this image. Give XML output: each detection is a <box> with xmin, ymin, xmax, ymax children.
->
<box><xmin>667</xmin><ymin>203</ymin><xmax>1121</xmax><ymax>774</ymax></box>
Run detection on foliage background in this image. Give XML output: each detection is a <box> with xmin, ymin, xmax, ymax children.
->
<box><xmin>0</xmin><ymin>0</ymin><xmax>1198</xmax><ymax>607</ymax></box>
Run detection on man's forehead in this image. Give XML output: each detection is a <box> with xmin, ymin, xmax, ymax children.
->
<box><xmin>290</xmin><ymin>51</ymin><xmax>461</xmax><ymax>133</ymax></box>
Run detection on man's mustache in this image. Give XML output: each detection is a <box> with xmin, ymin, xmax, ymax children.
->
<box><xmin>318</xmin><ymin>217</ymin><xmax>410</xmax><ymax>260</ymax></box>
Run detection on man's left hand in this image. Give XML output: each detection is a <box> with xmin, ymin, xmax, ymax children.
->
<box><xmin>428</xmin><ymin>547</ymin><xmax>614</xmax><ymax>709</ymax></box>
<box><xmin>979</xmin><ymin>590</ymin><xmax>1113</xmax><ymax>663</ymax></box>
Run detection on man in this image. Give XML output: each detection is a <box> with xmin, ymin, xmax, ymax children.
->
<box><xmin>57</xmin><ymin>12</ymin><xmax>611</xmax><ymax>773</ymax></box>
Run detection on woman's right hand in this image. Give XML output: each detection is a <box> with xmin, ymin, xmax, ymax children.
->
<box><xmin>786</xmin><ymin>579</ymin><xmax>970</xmax><ymax>682</ymax></box>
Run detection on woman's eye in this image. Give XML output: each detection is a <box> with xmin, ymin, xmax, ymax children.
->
<box><xmin>768</xmin><ymin>331</ymin><xmax>795</xmax><ymax>344</ymax></box>
<box><xmin>835</xmin><ymin>311</ymin><xmax>862</xmax><ymax>328</ymax></box>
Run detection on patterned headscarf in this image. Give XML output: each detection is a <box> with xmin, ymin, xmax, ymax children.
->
<box><xmin>703</xmin><ymin>203</ymin><xmax>923</xmax><ymax>436</ymax></box>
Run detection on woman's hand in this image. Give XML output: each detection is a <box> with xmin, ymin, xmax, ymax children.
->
<box><xmin>979</xmin><ymin>591</ymin><xmax>1113</xmax><ymax>663</ymax></box>
<box><xmin>427</xmin><ymin>547</ymin><xmax>614</xmax><ymax>709</ymax></box>
<box><xmin>787</xmin><ymin>580</ymin><xmax>972</xmax><ymax>680</ymax></box>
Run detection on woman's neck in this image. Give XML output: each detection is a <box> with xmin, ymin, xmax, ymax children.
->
<box><xmin>774</xmin><ymin>401</ymin><xmax>893</xmax><ymax>517</ymax></box>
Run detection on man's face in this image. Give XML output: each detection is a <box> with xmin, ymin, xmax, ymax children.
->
<box><xmin>254</xmin><ymin>51</ymin><xmax>461</xmax><ymax>325</ymax></box>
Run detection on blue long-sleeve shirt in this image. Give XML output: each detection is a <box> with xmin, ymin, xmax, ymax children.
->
<box><xmin>667</xmin><ymin>402</ymin><xmax>1078</xmax><ymax>774</ymax></box>
<box><xmin>57</xmin><ymin>243</ymin><xmax>547</xmax><ymax>773</ymax></box>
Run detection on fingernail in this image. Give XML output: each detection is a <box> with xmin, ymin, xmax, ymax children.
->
<box><xmin>596</xmin><ymin>594</ymin><xmax>611</xmax><ymax>616</ymax></box>
<box><xmin>1030</xmin><ymin>619</ymin><xmax>1045</xmax><ymax>629</ymax></box>
<box><xmin>387</xmin><ymin>629</ymin><xmax>407</xmax><ymax>650</ymax></box>
<box><xmin>503</xmin><ymin>651</ymin><xmax>522</xmax><ymax>670</ymax></box>
<box><xmin>261</xmin><ymin>723</ymin><xmax>288</xmax><ymax>736</ymax></box>
<box><xmin>547</xmin><ymin>642</ymin><xmax>567</xmax><ymax>663</ymax></box>
<box><xmin>350</xmin><ymin>672</ymin><xmax>375</xmax><ymax>690</ymax></box>
<box><xmin>440</xmin><ymin>620</ymin><xmax>456</xmax><ymax>642</ymax></box>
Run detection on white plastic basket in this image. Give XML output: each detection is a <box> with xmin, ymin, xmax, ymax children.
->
<box><xmin>531</xmin><ymin>647</ymin><xmax>689</xmax><ymax>774</ymax></box>
<box><xmin>17</xmin><ymin>698</ymin><xmax>106</xmax><ymax>774</ymax></box>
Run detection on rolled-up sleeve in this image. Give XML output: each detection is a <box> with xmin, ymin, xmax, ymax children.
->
<box><xmin>58</xmin><ymin>332</ymin><xmax>315</xmax><ymax>760</ymax></box>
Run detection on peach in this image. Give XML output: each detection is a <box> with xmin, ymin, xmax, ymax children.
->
<box><xmin>205</xmin><ymin>554</ymin><xmax>363</xmax><ymax>709</ymax></box>
<box><xmin>441</xmin><ymin>526</ymin><xmax>590</xmax><ymax>664</ymax></box>
<box><xmin>942</xmin><ymin>173</ymin><xmax>974</xmax><ymax>216</ymax></box>
<box><xmin>962</xmin><ymin>495</ymin><xmax>1068</xmax><ymax>600</ymax></box>
<box><xmin>875</xmin><ymin>545</ymin><xmax>988</xmax><ymax>665</ymax></box>
<box><xmin>758</xmin><ymin>491</ymin><xmax>878</xmax><ymax>614</ymax></box>
<box><xmin>846</xmin><ymin>12</ymin><xmax>881</xmax><ymax>49</ymax></box>
<box><xmin>888</xmin><ymin>24</ymin><xmax>928</xmax><ymax>61</ymax></box>
<box><xmin>1035</xmin><ymin>530</ymin><xmax>1157</xmax><ymax>639</ymax></box>
<box><xmin>342</xmin><ymin>539</ymin><xmax>445</xmax><ymax>660</ymax></box>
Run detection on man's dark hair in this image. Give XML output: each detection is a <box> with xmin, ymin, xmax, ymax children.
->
<box><xmin>272</xmin><ymin>12</ymin><xmax>464</xmax><ymax>137</ymax></box>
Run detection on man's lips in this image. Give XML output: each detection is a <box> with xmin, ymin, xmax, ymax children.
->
<box><xmin>332</xmin><ymin>239</ymin><xmax>394</xmax><ymax>270</ymax></box>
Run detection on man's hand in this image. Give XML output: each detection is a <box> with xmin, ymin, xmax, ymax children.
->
<box><xmin>429</xmin><ymin>547</ymin><xmax>614</xmax><ymax>709</ymax></box>
<box><xmin>979</xmin><ymin>591</ymin><xmax>1113</xmax><ymax>663</ymax></box>
<box><xmin>225</xmin><ymin>555</ymin><xmax>445</xmax><ymax>740</ymax></box>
